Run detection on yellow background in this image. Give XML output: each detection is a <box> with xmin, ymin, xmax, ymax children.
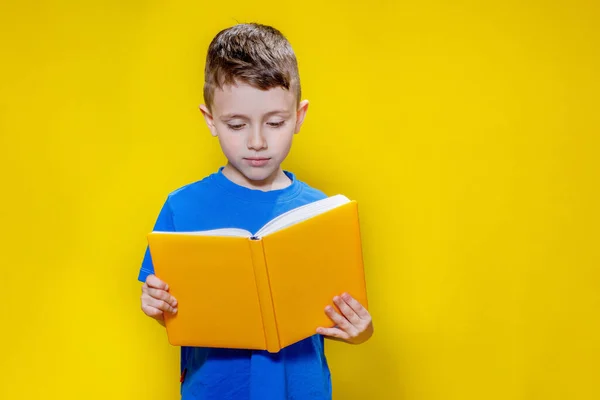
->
<box><xmin>1</xmin><ymin>0</ymin><xmax>599</xmax><ymax>399</ymax></box>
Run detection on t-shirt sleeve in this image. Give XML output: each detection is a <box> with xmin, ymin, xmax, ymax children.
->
<box><xmin>137</xmin><ymin>198</ymin><xmax>175</xmax><ymax>283</ymax></box>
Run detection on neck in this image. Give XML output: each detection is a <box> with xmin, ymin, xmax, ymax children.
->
<box><xmin>222</xmin><ymin>162</ymin><xmax>292</xmax><ymax>191</ymax></box>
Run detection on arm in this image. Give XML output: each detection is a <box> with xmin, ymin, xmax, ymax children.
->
<box><xmin>138</xmin><ymin>198</ymin><xmax>178</xmax><ymax>326</ymax></box>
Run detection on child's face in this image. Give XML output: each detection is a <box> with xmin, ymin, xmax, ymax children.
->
<box><xmin>200</xmin><ymin>81</ymin><xmax>308</xmax><ymax>188</ymax></box>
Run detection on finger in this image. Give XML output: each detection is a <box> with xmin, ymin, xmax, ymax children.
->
<box><xmin>324</xmin><ymin>306</ymin><xmax>358</xmax><ymax>336</ymax></box>
<box><xmin>146</xmin><ymin>274</ymin><xmax>169</xmax><ymax>291</ymax></box>
<box><xmin>334</xmin><ymin>295</ymin><xmax>361</xmax><ymax>326</ymax></box>
<box><xmin>142</xmin><ymin>293</ymin><xmax>177</xmax><ymax>314</ymax></box>
<box><xmin>316</xmin><ymin>326</ymin><xmax>349</xmax><ymax>340</ymax></box>
<box><xmin>342</xmin><ymin>293</ymin><xmax>371</xmax><ymax>320</ymax></box>
<box><xmin>147</xmin><ymin>287</ymin><xmax>178</xmax><ymax>308</ymax></box>
<box><xmin>141</xmin><ymin>304</ymin><xmax>164</xmax><ymax>320</ymax></box>
<box><xmin>141</xmin><ymin>282</ymin><xmax>155</xmax><ymax>294</ymax></box>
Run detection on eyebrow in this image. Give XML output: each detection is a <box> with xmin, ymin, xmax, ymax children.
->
<box><xmin>220</xmin><ymin>110</ymin><xmax>292</xmax><ymax>120</ymax></box>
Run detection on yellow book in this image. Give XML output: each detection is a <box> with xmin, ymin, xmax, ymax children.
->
<box><xmin>147</xmin><ymin>195</ymin><xmax>368</xmax><ymax>353</ymax></box>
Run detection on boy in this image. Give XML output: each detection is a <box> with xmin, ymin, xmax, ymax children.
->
<box><xmin>138</xmin><ymin>23</ymin><xmax>373</xmax><ymax>399</ymax></box>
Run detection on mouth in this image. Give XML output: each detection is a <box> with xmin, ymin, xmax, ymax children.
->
<box><xmin>244</xmin><ymin>157</ymin><xmax>271</xmax><ymax>167</ymax></box>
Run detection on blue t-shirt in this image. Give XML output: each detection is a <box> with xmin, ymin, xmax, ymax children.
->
<box><xmin>138</xmin><ymin>167</ymin><xmax>332</xmax><ymax>400</ymax></box>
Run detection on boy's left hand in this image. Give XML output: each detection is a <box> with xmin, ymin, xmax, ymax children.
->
<box><xmin>317</xmin><ymin>293</ymin><xmax>373</xmax><ymax>345</ymax></box>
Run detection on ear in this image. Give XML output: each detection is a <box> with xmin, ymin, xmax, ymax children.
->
<box><xmin>294</xmin><ymin>100</ymin><xmax>309</xmax><ymax>134</ymax></box>
<box><xmin>199</xmin><ymin>104</ymin><xmax>218</xmax><ymax>137</ymax></box>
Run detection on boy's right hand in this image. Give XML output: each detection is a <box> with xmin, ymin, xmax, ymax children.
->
<box><xmin>141</xmin><ymin>274</ymin><xmax>178</xmax><ymax>325</ymax></box>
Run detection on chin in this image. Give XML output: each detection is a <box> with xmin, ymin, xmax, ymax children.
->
<box><xmin>226</xmin><ymin>160</ymin><xmax>282</xmax><ymax>185</ymax></box>
<box><xmin>242</xmin><ymin>167</ymin><xmax>278</xmax><ymax>183</ymax></box>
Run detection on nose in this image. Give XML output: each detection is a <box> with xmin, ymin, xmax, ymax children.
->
<box><xmin>247</xmin><ymin>127</ymin><xmax>267</xmax><ymax>150</ymax></box>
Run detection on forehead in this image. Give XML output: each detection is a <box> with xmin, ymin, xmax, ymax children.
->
<box><xmin>211</xmin><ymin>82</ymin><xmax>296</xmax><ymax>116</ymax></box>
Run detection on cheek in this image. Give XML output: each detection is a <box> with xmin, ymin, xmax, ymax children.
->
<box><xmin>270</xmin><ymin>131</ymin><xmax>294</xmax><ymax>155</ymax></box>
<box><xmin>217</xmin><ymin>132</ymin><xmax>244</xmax><ymax>154</ymax></box>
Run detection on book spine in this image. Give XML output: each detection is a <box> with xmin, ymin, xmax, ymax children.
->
<box><xmin>249</xmin><ymin>239</ymin><xmax>280</xmax><ymax>353</ymax></box>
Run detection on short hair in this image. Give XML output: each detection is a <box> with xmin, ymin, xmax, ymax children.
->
<box><xmin>203</xmin><ymin>23</ymin><xmax>301</xmax><ymax>110</ymax></box>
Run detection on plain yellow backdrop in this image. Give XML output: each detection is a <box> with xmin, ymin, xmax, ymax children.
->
<box><xmin>1</xmin><ymin>1</ymin><xmax>599</xmax><ymax>399</ymax></box>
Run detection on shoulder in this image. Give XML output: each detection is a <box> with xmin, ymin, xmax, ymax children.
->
<box><xmin>298</xmin><ymin>181</ymin><xmax>327</xmax><ymax>199</ymax></box>
<box><xmin>163</xmin><ymin>172</ymin><xmax>222</xmax><ymax>209</ymax></box>
<box><xmin>292</xmin><ymin>172</ymin><xmax>328</xmax><ymax>202</ymax></box>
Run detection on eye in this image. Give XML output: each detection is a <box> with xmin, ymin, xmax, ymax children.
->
<box><xmin>267</xmin><ymin>121</ymin><xmax>285</xmax><ymax>128</ymax></box>
<box><xmin>227</xmin><ymin>123</ymin><xmax>245</xmax><ymax>131</ymax></box>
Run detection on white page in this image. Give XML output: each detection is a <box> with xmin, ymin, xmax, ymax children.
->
<box><xmin>152</xmin><ymin>195</ymin><xmax>350</xmax><ymax>238</ymax></box>
<box><xmin>255</xmin><ymin>194</ymin><xmax>350</xmax><ymax>237</ymax></box>
<box><xmin>153</xmin><ymin>228</ymin><xmax>251</xmax><ymax>237</ymax></box>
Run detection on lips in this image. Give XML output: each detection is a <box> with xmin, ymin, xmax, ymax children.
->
<box><xmin>244</xmin><ymin>157</ymin><xmax>271</xmax><ymax>167</ymax></box>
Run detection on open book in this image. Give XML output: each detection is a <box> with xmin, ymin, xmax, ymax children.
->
<box><xmin>147</xmin><ymin>195</ymin><xmax>368</xmax><ymax>352</ymax></box>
